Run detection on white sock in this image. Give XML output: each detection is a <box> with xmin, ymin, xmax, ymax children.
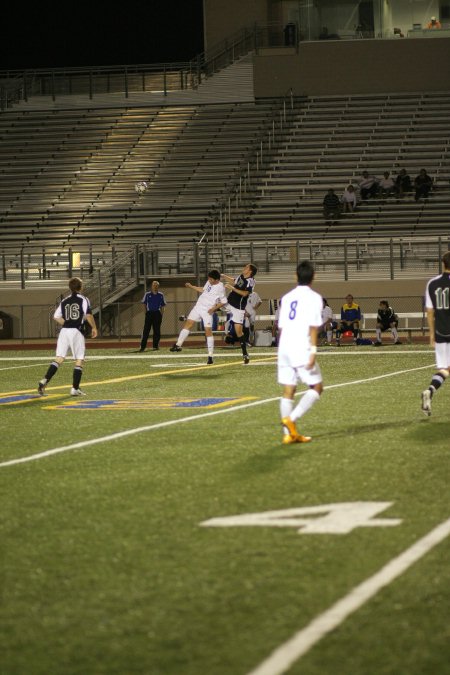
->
<box><xmin>290</xmin><ymin>389</ymin><xmax>320</xmax><ymax>422</ymax></box>
<box><xmin>392</xmin><ymin>327</ymin><xmax>398</xmax><ymax>341</ymax></box>
<box><xmin>280</xmin><ymin>397</ymin><xmax>294</xmax><ymax>434</ymax></box>
<box><xmin>376</xmin><ymin>328</ymin><xmax>381</xmax><ymax>341</ymax></box>
<box><xmin>326</xmin><ymin>330</ymin><xmax>332</xmax><ymax>342</ymax></box>
<box><xmin>177</xmin><ymin>328</ymin><xmax>190</xmax><ymax>346</ymax></box>
<box><xmin>206</xmin><ymin>336</ymin><xmax>214</xmax><ymax>355</ymax></box>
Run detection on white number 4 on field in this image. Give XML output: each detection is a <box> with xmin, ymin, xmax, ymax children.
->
<box><xmin>200</xmin><ymin>502</ymin><xmax>402</xmax><ymax>535</ymax></box>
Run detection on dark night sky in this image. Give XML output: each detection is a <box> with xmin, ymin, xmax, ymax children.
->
<box><xmin>2</xmin><ymin>2</ymin><xmax>204</xmax><ymax>70</ymax></box>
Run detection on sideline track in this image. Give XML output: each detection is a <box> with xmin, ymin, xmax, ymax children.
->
<box><xmin>0</xmin><ymin>363</ymin><xmax>432</xmax><ymax>469</ymax></box>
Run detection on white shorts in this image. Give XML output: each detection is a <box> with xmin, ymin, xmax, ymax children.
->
<box><xmin>226</xmin><ymin>305</ymin><xmax>246</xmax><ymax>325</ymax></box>
<box><xmin>56</xmin><ymin>328</ymin><xmax>86</xmax><ymax>360</ymax></box>
<box><xmin>277</xmin><ymin>350</ymin><xmax>322</xmax><ymax>387</ymax></box>
<box><xmin>434</xmin><ymin>342</ymin><xmax>450</xmax><ymax>370</ymax></box>
<box><xmin>188</xmin><ymin>306</ymin><xmax>214</xmax><ymax>327</ymax></box>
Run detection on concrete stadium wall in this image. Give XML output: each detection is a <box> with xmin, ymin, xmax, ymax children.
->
<box><xmin>253</xmin><ymin>37</ymin><xmax>450</xmax><ymax>96</ymax></box>
<box><xmin>203</xmin><ymin>0</ymin><xmax>269</xmax><ymax>57</ymax></box>
<box><xmin>0</xmin><ymin>276</ymin><xmax>428</xmax><ymax>340</ymax></box>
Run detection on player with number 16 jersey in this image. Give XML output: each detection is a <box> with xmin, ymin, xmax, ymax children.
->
<box><xmin>38</xmin><ymin>277</ymin><xmax>97</xmax><ymax>397</ymax></box>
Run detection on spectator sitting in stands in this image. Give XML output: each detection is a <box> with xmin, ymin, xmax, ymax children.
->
<box><xmin>373</xmin><ymin>300</ymin><xmax>402</xmax><ymax>346</ymax></box>
<box><xmin>426</xmin><ymin>16</ymin><xmax>442</xmax><ymax>29</ymax></box>
<box><xmin>358</xmin><ymin>171</ymin><xmax>379</xmax><ymax>200</ymax></box>
<box><xmin>378</xmin><ymin>171</ymin><xmax>396</xmax><ymax>198</ymax></box>
<box><xmin>395</xmin><ymin>168</ymin><xmax>412</xmax><ymax>198</ymax></box>
<box><xmin>341</xmin><ymin>184</ymin><xmax>357</xmax><ymax>214</ymax></box>
<box><xmin>335</xmin><ymin>294</ymin><xmax>362</xmax><ymax>346</ymax></box>
<box><xmin>323</xmin><ymin>188</ymin><xmax>341</xmax><ymax>223</ymax></box>
<box><xmin>414</xmin><ymin>169</ymin><xmax>433</xmax><ymax>201</ymax></box>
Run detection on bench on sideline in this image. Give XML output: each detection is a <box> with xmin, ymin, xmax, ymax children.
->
<box><xmin>255</xmin><ymin>313</ymin><xmax>428</xmax><ymax>343</ymax></box>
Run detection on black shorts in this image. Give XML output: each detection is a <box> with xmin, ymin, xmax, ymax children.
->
<box><xmin>379</xmin><ymin>321</ymin><xmax>397</xmax><ymax>332</ymax></box>
<box><xmin>339</xmin><ymin>321</ymin><xmax>359</xmax><ymax>332</ymax></box>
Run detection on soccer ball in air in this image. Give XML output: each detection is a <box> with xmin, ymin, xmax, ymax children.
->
<box><xmin>135</xmin><ymin>181</ymin><xmax>148</xmax><ymax>194</ymax></box>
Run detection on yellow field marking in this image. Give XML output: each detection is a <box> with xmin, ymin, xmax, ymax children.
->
<box><xmin>0</xmin><ymin>355</ymin><xmax>277</xmax><ymax>398</ymax></box>
<box><xmin>43</xmin><ymin>395</ymin><xmax>257</xmax><ymax>411</ymax></box>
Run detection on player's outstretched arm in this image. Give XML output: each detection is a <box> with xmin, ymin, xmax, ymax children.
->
<box><xmin>185</xmin><ymin>282</ymin><xmax>203</xmax><ymax>293</ymax></box>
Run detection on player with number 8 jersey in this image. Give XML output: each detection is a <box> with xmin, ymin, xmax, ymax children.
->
<box><xmin>277</xmin><ymin>261</ymin><xmax>324</xmax><ymax>443</ymax></box>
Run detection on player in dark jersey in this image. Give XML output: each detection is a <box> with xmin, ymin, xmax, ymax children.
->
<box><xmin>421</xmin><ymin>251</ymin><xmax>450</xmax><ymax>415</ymax></box>
<box><xmin>222</xmin><ymin>264</ymin><xmax>257</xmax><ymax>364</ymax></box>
<box><xmin>373</xmin><ymin>300</ymin><xmax>401</xmax><ymax>346</ymax></box>
<box><xmin>38</xmin><ymin>277</ymin><xmax>97</xmax><ymax>397</ymax></box>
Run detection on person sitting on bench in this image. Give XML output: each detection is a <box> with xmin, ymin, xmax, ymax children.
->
<box><xmin>336</xmin><ymin>294</ymin><xmax>362</xmax><ymax>346</ymax></box>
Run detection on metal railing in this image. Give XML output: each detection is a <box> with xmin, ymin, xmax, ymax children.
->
<box><xmin>0</xmin><ymin>22</ymin><xmax>300</xmax><ymax>109</ymax></box>
<box><xmin>207</xmin><ymin>90</ymin><xmax>300</xmax><ymax>248</ymax></box>
<box><xmin>191</xmin><ymin>22</ymin><xmax>300</xmax><ymax>83</ymax></box>
<box><xmin>0</xmin><ymin>62</ymin><xmax>197</xmax><ymax>109</ymax></box>
<box><xmin>1</xmin><ymin>237</ymin><xmax>448</xmax><ymax>294</ymax></box>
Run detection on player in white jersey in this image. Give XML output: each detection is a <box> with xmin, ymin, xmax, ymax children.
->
<box><xmin>38</xmin><ymin>277</ymin><xmax>97</xmax><ymax>396</ymax></box>
<box><xmin>244</xmin><ymin>290</ymin><xmax>262</xmax><ymax>345</ymax></box>
<box><xmin>319</xmin><ymin>298</ymin><xmax>337</xmax><ymax>345</ymax></box>
<box><xmin>277</xmin><ymin>260</ymin><xmax>324</xmax><ymax>444</ymax></box>
<box><xmin>170</xmin><ymin>269</ymin><xmax>227</xmax><ymax>364</ymax></box>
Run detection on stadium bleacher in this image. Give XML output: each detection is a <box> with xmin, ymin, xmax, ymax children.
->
<box><xmin>1</xmin><ymin>91</ymin><xmax>449</xmax><ymax>253</ymax></box>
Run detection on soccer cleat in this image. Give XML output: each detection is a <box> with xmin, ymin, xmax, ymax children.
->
<box><xmin>421</xmin><ymin>389</ymin><xmax>432</xmax><ymax>416</ymax></box>
<box><xmin>207</xmin><ymin>356</ymin><xmax>213</xmax><ymax>365</ymax></box>
<box><xmin>373</xmin><ymin>341</ymin><xmax>382</xmax><ymax>347</ymax></box>
<box><xmin>70</xmin><ymin>388</ymin><xmax>86</xmax><ymax>396</ymax></box>
<box><xmin>243</xmin><ymin>355</ymin><xmax>250</xmax><ymax>365</ymax></box>
<box><xmin>281</xmin><ymin>416</ymin><xmax>312</xmax><ymax>443</ymax></box>
<box><xmin>38</xmin><ymin>381</ymin><xmax>46</xmax><ymax>396</ymax></box>
<box><xmin>282</xmin><ymin>416</ymin><xmax>298</xmax><ymax>438</ymax></box>
<box><xmin>170</xmin><ymin>344</ymin><xmax>182</xmax><ymax>352</ymax></box>
<box><xmin>394</xmin><ymin>340</ymin><xmax>402</xmax><ymax>345</ymax></box>
<box><xmin>282</xmin><ymin>433</ymin><xmax>312</xmax><ymax>444</ymax></box>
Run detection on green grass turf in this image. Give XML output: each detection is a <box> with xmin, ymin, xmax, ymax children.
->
<box><xmin>0</xmin><ymin>346</ymin><xmax>449</xmax><ymax>674</ymax></box>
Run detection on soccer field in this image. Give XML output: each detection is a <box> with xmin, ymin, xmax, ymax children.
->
<box><xmin>1</xmin><ymin>346</ymin><xmax>449</xmax><ymax>675</ymax></box>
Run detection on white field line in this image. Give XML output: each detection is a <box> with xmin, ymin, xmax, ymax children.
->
<box><xmin>246</xmin><ymin>516</ymin><xmax>450</xmax><ymax>675</ymax></box>
<box><xmin>0</xmin><ymin>348</ymin><xmax>434</xmax><ymax>362</ymax></box>
<box><xmin>0</xmin><ymin>363</ymin><xmax>49</xmax><ymax>372</ymax></box>
<box><xmin>0</xmin><ymin>364</ymin><xmax>431</xmax><ymax>469</ymax></box>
